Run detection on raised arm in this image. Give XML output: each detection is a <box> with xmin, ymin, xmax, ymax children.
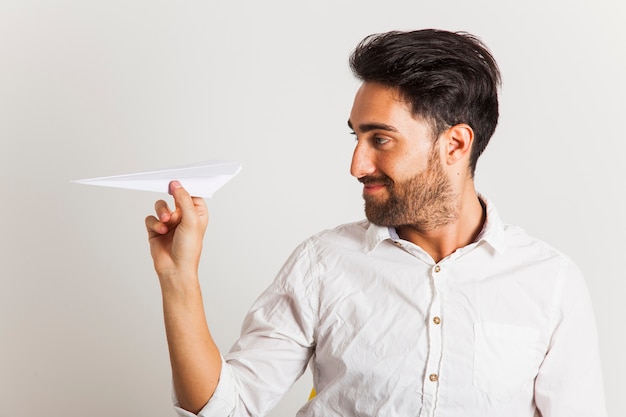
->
<box><xmin>145</xmin><ymin>180</ymin><xmax>222</xmax><ymax>414</ymax></box>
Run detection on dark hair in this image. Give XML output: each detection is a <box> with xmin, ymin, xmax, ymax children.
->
<box><xmin>349</xmin><ymin>29</ymin><xmax>501</xmax><ymax>176</ymax></box>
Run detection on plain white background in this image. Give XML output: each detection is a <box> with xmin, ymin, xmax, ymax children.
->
<box><xmin>1</xmin><ymin>0</ymin><xmax>624</xmax><ymax>416</ymax></box>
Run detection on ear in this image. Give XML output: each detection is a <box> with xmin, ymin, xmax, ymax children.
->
<box><xmin>442</xmin><ymin>124</ymin><xmax>474</xmax><ymax>166</ymax></box>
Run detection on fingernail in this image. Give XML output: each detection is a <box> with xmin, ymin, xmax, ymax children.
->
<box><xmin>168</xmin><ymin>180</ymin><xmax>181</xmax><ymax>194</ymax></box>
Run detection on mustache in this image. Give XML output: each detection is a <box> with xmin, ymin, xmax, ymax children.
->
<box><xmin>358</xmin><ymin>175</ymin><xmax>393</xmax><ymax>186</ymax></box>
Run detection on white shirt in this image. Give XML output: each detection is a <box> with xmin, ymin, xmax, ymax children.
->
<box><xmin>175</xmin><ymin>199</ymin><xmax>606</xmax><ymax>417</ymax></box>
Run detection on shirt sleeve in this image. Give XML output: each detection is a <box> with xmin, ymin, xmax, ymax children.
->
<box><xmin>534</xmin><ymin>259</ymin><xmax>607</xmax><ymax>417</ymax></box>
<box><xmin>172</xmin><ymin>356</ymin><xmax>239</xmax><ymax>417</ymax></box>
<box><xmin>174</xmin><ymin>240</ymin><xmax>318</xmax><ymax>417</ymax></box>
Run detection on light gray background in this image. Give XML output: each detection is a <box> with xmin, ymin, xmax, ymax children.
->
<box><xmin>1</xmin><ymin>0</ymin><xmax>624</xmax><ymax>416</ymax></box>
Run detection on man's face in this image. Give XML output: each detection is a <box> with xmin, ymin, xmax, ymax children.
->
<box><xmin>349</xmin><ymin>82</ymin><xmax>457</xmax><ymax>230</ymax></box>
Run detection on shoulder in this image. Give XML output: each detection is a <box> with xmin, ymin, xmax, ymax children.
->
<box><xmin>500</xmin><ymin>223</ymin><xmax>583</xmax><ymax>286</ymax></box>
<box><xmin>310</xmin><ymin>219</ymin><xmax>370</xmax><ymax>244</ymax></box>
<box><xmin>503</xmin><ymin>223</ymin><xmax>570</xmax><ymax>260</ymax></box>
<box><xmin>482</xmin><ymin>196</ymin><xmax>572</xmax><ymax>266</ymax></box>
<box><xmin>272</xmin><ymin>220</ymin><xmax>370</xmax><ymax>290</ymax></box>
<box><xmin>281</xmin><ymin>219</ymin><xmax>369</xmax><ymax>264</ymax></box>
<box><xmin>303</xmin><ymin>219</ymin><xmax>380</xmax><ymax>257</ymax></box>
<box><xmin>280</xmin><ymin>220</ymin><xmax>370</xmax><ymax>273</ymax></box>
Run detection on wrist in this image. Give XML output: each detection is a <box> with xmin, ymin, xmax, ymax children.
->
<box><xmin>158</xmin><ymin>270</ymin><xmax>202</xmax><ymax>298</ymax></box>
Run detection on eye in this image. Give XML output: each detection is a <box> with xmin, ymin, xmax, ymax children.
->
<box><xmin>374</xmin><ymin>136</ymin><xmax>390</xmax><ymax>145</ymax></box>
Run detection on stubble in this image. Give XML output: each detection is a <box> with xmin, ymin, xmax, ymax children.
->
<box><xmin>361</xmin><ymin>146</ymin><xmax>459</xmax><ymax>231</ymax></box>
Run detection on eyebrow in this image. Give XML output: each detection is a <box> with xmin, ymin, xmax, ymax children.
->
<box><xmin>347</xmin><ymin>120</ymin><xmax>398</xmax><ymax>133</ymax></box>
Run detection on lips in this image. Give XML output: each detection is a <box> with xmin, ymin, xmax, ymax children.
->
<box><xmin>363</xmin><ymin>183</ymin><xmax>386</xmax><ymax>193</ymax></box>
<box><xmin>359</xmin><ymin>176</ymin><xmax>391</xmax><ymax>196</ymax></box>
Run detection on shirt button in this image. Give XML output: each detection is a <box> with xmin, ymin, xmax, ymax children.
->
<box><xmin>434</xmin><ymin>265</ymin><xmax>441</xmax><ymax>273</ymax></box>
<box><xmin>433</xmin><ymin>317</ymin><xmax>441</xmax><ymax>325</ymax></box>
<box><xmin>429</xmin><ymin>373</ymin><xmax>439</xmax><ymax>382</ymax></box>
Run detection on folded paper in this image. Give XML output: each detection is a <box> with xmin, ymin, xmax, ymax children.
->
<box><xmin>72</xmin><ymin>160</ymin><xmax>241</xmax><ymax>198</ymax></box>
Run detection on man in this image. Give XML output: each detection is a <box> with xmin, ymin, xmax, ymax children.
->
<box><xmin>145</xmin><ymin>29</ymin><xmax>606</xmax><ymax>417</ymax></box>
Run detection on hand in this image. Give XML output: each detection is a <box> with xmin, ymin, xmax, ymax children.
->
<box><xmin>145</xmin><ymin>181</ymin><xmax>209</xmax><ymax>287</ymax></box>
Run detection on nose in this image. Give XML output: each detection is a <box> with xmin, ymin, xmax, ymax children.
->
<box><xmin>350</xmin><ymin>140</ymin><xmax>376</xmax><ymax>179</ymax></box>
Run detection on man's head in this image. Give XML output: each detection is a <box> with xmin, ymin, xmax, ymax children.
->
<box><xmin>349</xmin><ymin>82</ymin><xmax>461</xmax><ymax>230</ymax></box>
<box><xmin>349</xmin><ymin>29</ymin><xmax>501</xmax><ymax>177</ymax></box>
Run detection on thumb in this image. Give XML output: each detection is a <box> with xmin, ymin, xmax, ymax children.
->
<box><xmin>169</xmin><ymin>180</ymin><xmax>194</xmax><ymax>214</ymax></box>
<box><xmin>169</xmin><ymin>180</ymin><xmax>208</xmax><ymax>229</ymax></box>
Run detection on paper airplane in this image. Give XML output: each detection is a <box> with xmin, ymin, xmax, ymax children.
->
<box><xmin>72</xmin><ymin>160</ymin><xmax>242</xmax><ymax>198</ymax></box>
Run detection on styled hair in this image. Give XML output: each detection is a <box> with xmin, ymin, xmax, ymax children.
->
<box><xmin>349</xmin><ymin>29</ymin><xmax>501</xmax><ymax>176</ymax></box>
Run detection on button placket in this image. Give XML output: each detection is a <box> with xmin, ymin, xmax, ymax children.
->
<box><xmin>431</xmin><ymin>264</ymin><xmax>443</xmax><ymax>326</ymax></box>
<box><xmin>420</xmin><ymin>263</ymin><xmax>445</xmax><ymax>417</ymax></box>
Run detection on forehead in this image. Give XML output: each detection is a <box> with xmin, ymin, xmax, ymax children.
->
<box><xmin>349</xmin><ymin>82</ymin><xmax>431</xmax><ymax>135</ymax></box>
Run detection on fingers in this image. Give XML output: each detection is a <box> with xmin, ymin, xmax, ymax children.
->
<box><xmin>145</xmin><ymin>181</ymin><xmax>208</xmax><ymax>238</ymax></box>
<box><xmin>145</xmin><ymin>214</ymin><xmax>168</xmax><ymax>236</ymax></box>
<box><xmin>145</xmin><ymin>198</ymin><xmax>176</xmax><ymax>236</ymax></box>
<box><xmin>169</xmin><ymin>181</ymin><xmax>208</xmax><ymax>229</ymax></box>
<box><xmin>155</xmin><ymin>199</ymin><xmax>172</xmax><ymax>223</ymax></box>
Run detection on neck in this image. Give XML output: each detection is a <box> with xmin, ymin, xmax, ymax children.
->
<box><xmin>397</xmin><ymin>190</ymin><xmax>486</xmax><ymax>263</ymax></box>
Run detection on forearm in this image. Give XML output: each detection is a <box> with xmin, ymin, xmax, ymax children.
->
<box><xmin>162</xmin><ymin>279</ymin><xmax>222</xmax><ymax>415</ymax></box>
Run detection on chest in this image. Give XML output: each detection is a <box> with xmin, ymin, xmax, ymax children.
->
<box><xmin>312</xmin><ymin>251</ymin><xmax>558</xmax><ymax>386</ymax></box>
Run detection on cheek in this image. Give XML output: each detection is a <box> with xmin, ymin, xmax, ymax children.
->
<box><xmin>385</xmin><ymin>153</ymin><xmax>428</xmax><ymax>181</ymax></box>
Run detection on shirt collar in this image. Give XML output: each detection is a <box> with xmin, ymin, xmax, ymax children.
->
<box><xmin>364</xmin><ymin>221</ymin><xmax>394</xmax><ymax>254</ymax></box>
<box><xmin>363</xmin><ymin>195</ymin><xmax>507</xmax><ymax>255</ymax></box>
<box><xmin>474</xmin><ymin>195</ymin><xmax>507</xmax><ymax>254</ymax></box>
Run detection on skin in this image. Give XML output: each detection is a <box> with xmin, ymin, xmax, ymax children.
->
<box><xmin>145</xmin><ymin>181</ymin><xmax>221</xmax><ymax>414</ymax></box>
<box><xmin>145</xmin><ymin>81</ymin><xmax>486</xmax><ymax>413</ymax></box>
<box><xmin>349</xmin><ymin>82</ymin><xmax>486</xmax><ymax>262</ymax></box>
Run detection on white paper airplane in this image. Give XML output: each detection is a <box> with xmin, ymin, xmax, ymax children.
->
<box><xmin>72</xmin><ymin>160</ymin><xmax>242</xmax><ymax>198</ymax></box>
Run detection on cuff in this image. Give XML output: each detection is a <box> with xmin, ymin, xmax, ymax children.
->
<box><xmin>172</xmin><ymin>355</ymin><xmax>236</xmax><ymax>417</ymax></box>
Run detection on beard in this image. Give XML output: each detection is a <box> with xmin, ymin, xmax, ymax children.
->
<box><xmin>361</xmin><ymin>147</ymin><xmax>459</xmax><ymax>231</ymax></box>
